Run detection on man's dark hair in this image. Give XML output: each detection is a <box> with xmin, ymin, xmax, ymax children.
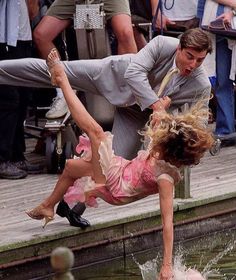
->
<box><xmin>180</xmin><ymin>28</ymin><xmax>213</xmax><ymax>54</ymax></box>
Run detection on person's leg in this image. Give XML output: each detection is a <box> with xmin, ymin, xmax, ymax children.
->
<box><xmin>44</xmin><ymin>159</ymin><xmax>92</xmax><ymax>210</ymax></box>
<box><xmin>0</xmin><ymin>44</ymin><xmax>28</xmax><ymax>179</ymax></box>
<box><xmin>0</xmin><ymin>58</ymin><xmax>99</xmax><ymax>94</ymax></box>
<box><xmin>111</xmin><ymin>14</ymin><xmax>137</xmax><ymax>54</ymax></box>
<box><xmin>133</xmin><ymin>27</ymin><xmax>148</xmax><ymax>51</ymax></box>
<box><xmin>0</xmin><ymin>43</ymin><xmax>19</xmax><ymax>163</ymax></box>
<box><xmin>104</xmin><ymin>0</ymin><xmax>137</xmax><ymax>54</ymax></box>
<box><xmin>112</xmin><ymin>106</ymin><xmax>150</xmax><ymax>159</ymax></box>
<box><xmin>47</xmin><ymin>50</ymin><xmax>107</xmax><ymax>183</ymax></box>
<box><xmin>0</xmin><ymin>86</ymin><xmax>27</xmax><ymax>179</ymax></box>
<box><xmin>7</xmin><ymin>41</ymin><xmax>31</xmax><ymax>162</ymax></box>
<box><xmin>33</xmin><ymin>16</ymin><xmax>72</xmax><ymax>59</ymax></box>
<box><xmin>33</xmin><ymin>0</ymin><xmax>75</xmax><ymax>118</ymax></box>
<box><xmin>26</xmin><ymin>158</ymin><xmax>92</xmax><ymax>217</ymax></box>
<box><xmin>215</xmin><ymin>37</ymin><xmax>235</xmax><ymax>136</ymax></box>
<box><xmin>0</xmin><ymin>92</ymin><xmax>19</xmax><ymax>163</ymax></box>
<box><xmin>33</xmin><ymin>16</ymin><xmax>71</xmax><ymax>118</ymax></box>
<box><xmin>33</xmin><ymin>0</ymin><xmax>75</xmax><ymax>59</ymax></box>
<box><xmin>27</xmin><ymin>50</ymin><xmax>107</xmax><ymax>219</ymax></box>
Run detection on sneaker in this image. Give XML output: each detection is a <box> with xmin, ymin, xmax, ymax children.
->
<box><xmin>45</xmin><ymin>97</ymin><xmax>68</xmax><ymax>119</ymax></box>
<box><xmin>13</xmin><ymin>160</ymin><xmax>44</xmax><ymax>174</ymax></box>
<box><xmin>0</xmin><ymin>161</ymin><xmax>27</xmax><ymax>179</ymax></box>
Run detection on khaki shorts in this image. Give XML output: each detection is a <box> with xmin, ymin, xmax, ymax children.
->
<box><xmin>47</xmin><ymin>0</ymin><xmax>131</xmax><ymax>21</ymax></box>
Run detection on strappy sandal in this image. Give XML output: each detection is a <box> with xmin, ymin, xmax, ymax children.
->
<box><xmin>46</xmin><ymin>48</ymin><xmax>62</xmax><ymax>70</ymax></box>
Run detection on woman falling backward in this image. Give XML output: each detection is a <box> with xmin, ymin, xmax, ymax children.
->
<box><xmin>26</xmin><ymin>49</ymin><xmax>214</xmax><ymax>280</ymax></box>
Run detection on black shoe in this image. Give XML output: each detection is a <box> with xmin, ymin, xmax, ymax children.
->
<box><xmin>56</xmin><ymin>200</ymin><xmax>90</xmax><ymax>229</ymax></box>
<box><xmin>0</xmin><ymin>161</ymin><xmax>27</xmax><ymax>179</ymax></box>
<box><xmin>56</xmin><ymin>199</ymin><xmax>70</xmax><ymax>217</ymax></box>
<box><xmin>13</xmin><ymin>160</ymin><xmax>44</xmax><ymax>174</ymax></box>
<box><xmin>67</xmin><ymin>210</ymin><xmax>90</xmax><ymax>229</ymax></box>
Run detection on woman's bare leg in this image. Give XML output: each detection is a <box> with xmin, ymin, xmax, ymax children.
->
<box><xmin>42</xmin><ymin>159</ymin><xmax>92</xmax><ymax>208</ymax></box>
<box><xmin>26</xmin><ymin>159</ymin><xmax>93</xmax><ymax>219</ymax></box>
<box><xmin>47</xmin><ymin>50</ymin><xmax>106</xmax><ymax>184</ymax></box>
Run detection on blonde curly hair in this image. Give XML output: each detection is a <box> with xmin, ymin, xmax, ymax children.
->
<box><xmin>145</xmin><ymin>102</ymin><xmax>214</xmax><ymax>167</ymax></box>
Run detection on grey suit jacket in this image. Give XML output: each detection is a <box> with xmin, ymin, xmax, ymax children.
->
<box><xmin>93</xmin><ymin>35</ymin><xmax>211</xmax><ymax>111</ymax></box>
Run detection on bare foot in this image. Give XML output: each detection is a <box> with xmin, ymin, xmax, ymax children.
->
<box><xmin>46</xmin><ymin>48</ymin><xmax>66</xmax><ymax>86</ymax></box>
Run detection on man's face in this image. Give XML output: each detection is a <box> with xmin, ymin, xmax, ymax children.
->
<box><xmin>175</xmin><ymin>46</ymin><xmax>207</xmax><ymax>76</ymax></box>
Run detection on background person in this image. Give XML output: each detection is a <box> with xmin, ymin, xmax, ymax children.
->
<box><xmin>0</xmin><ymin>0</ymin><xmax>42</xmax><ymax>179</ymax></box>
<box><xmin>33</xmin><ymin>0</ymin><xmax>137</xmax><ymax>119</ymax></box>
<box><xmin>130</xmin><ymin>0</ymin><xmax>199</xmax><ymax>50</ymax></box>
<box><xmin>198</xmin><ymin>0</ymin><xmax>236</xmax><ymax>145</ymax></box>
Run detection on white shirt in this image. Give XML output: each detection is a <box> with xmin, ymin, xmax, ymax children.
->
<box><xmin>163</xmin><ymin>0</ymin><xmax>198</xmax><ymax>21</ymax></box>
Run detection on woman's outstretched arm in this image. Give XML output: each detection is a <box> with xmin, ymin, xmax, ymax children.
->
<box><xmin>157</xmin><ymin>179</ymin><xmax>174</xmax><ymax>280</ymax></box>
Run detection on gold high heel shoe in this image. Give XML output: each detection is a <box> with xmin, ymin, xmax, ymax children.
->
<box><xmin>26</xmin><ymin>206</ymin><xmax>54</xmax><ymax>228</ymax></box>
<box><xmin>43</xmin><ymin>216</ymin><xmax>54</xmax><ymax>229</ymax></box>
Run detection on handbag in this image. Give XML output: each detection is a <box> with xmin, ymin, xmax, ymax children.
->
<box><xmin>202</xmin><ymin>18</ymin><xmax>236</xmax><ymax>39</ymax></box>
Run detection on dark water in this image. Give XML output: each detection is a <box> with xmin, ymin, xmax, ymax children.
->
<box><xmin>70</xmin><ymin>228</ymin><xmax>236</xmax><ymax>280</ymax></box>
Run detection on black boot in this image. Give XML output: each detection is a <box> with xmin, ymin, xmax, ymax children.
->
<box><xmin>56</xmin><ymin>200</ymin><xmax>90</xmax><ymax>229</ymax></box>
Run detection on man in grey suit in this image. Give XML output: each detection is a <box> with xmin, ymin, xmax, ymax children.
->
<box><xmin>0</xmin><ymin>28</ymin><xmax>212</xmax><ymax>226</ymax></box>
<box><xmin>0</xmin><ymin>28</ymin><xmax>212</xmax><ymax>158</ymax></box>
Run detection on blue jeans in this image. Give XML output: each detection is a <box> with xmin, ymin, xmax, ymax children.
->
<box><xmin>215</xmin><ymin>36</ymin><xmax>235</xmax><ymax>135</ymax></box>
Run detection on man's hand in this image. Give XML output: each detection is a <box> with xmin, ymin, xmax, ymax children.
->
<box><xmin>151</xmin><ymin>96</ymin><xmax>171</xmax><ymax>111</ymax></box>
<box><xmin>154</xmin><ymin>13</ymin><xmax>176</xmax><ymax>30</ymax></box>
<box><xmin>158</xmin><ymin>264</ymin><xmax>173</xmax><ymax>280</ymax></box>
<box><xmin>150</xmin><ymin>96</ymin><xmax>171</xmax><ymax>128</ymax></box>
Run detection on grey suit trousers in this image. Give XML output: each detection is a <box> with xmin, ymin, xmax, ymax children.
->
<box><xmin>0</xmin><ymin>58</ymin><xmax>147</xmax><ymax>159</ymax></box>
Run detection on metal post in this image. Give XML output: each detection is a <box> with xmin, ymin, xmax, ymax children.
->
<box><xmin>175</xmin><ymin>166</ymin><xmax>191</xmax><ymax>199</ymax></box>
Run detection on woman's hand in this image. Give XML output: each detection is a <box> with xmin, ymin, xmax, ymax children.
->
<box><xmin>158</xmin><ymin>263</ymin><xmax>173</xmax><ymax>280</ymax></box>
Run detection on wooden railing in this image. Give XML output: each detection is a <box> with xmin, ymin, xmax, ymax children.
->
<box><xmin>175</xmin><ymin>166</ymin><xmax>191</xmax><ymax>199</ymax></box>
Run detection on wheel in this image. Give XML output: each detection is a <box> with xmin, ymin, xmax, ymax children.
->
<box><xmin>210</xmin><ymin>138</ymin><xmax>221</xmax><ymax>156</ymax></box>
<box><xmin>45</xmin><ymin>135</ymin><xmax>59</xmax><ymax>174</ymax></box>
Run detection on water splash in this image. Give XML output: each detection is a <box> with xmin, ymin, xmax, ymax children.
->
<box><xmin>132</xmin><ymin>253</ymin><xmax>159</xmax><ymax>280</ymax></box>
<box><xmin>133</xmin><ymin>237</ymin><xmax>236</xmax><ymax>280</ymax></box>
<box><xmin>134</xmin><ymin>253</ymin><xmax>204</xmax><ymax>280</ymax></box>
<box><xmin>202</xmin><ymin>239</ymin><xmax>236</xmax><ymax>278</ymax></box>
<box><xmin>139</xmin><ymin>259</ymin><xmax>158</xmax><ymax>280</ymax></box>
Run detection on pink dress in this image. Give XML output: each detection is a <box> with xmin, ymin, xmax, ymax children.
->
<box><xmin>64</xmin><ymin>132</ymin><xmax>181</xmax><ymax>208</ymax></box>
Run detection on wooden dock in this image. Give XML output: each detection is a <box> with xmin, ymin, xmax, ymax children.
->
<box><xmin>0</xmin><ymin>137</ymin><xmax>236</xmax><ymax>279</ymax></box>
